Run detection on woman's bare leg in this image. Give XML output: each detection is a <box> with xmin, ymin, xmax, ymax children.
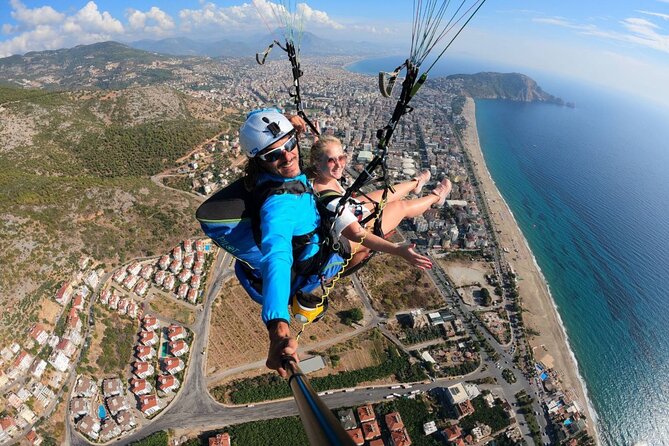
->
<box><xmin>361</xmin><ymin>170</ymin><xmax>431</xmax><ymax>204</ymax></box>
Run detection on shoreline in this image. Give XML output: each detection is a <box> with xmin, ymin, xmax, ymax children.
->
<box><xmin>459</xmin><ymin>97</ymin><xmax>598</xmax><ymax>441</ymax></box>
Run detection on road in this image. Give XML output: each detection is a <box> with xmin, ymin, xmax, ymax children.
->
<box><xmin>70</xmin><ymin>250</ymin><xmax>547</xmax><ymax>445</ymax></box>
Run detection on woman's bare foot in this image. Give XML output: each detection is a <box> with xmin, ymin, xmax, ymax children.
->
<box><xmin>412</xmin><ymin>169</ymin><xmax>431</xmax><ymax>194</ymax></box>
<box><xmin>431</xmin><ymin>178</ymin><xmax>452</xmax><ymax>207</ymax></box>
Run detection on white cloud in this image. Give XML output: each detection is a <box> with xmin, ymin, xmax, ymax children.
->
<box><xmin>0</xmin><ymin>1</ymin><xmax>123</xmax><ymax>57</ymax></box>
<box><xmin>127</xmin><ymin>7</ymin><xmax>175</xmax><ymax>37</ymax></box>
<box><xmin>10</xmin><ymin>0</ymin><xmax>64</xmax><ymax>27</ymax></box>
<box><xmin>534</xmin><ymin>13</ymin><xmax>669</xmax><ymax>55</ymax></box>
<box><xmin>2</xmin><ymin>24</ymin><xmax>18</xmax><ymax>35</ymax></box>
<box><xmin>638</xmin><ymin>10</ymin><xmax>669</xmax><ymax>21</ymax></box>
<box><xmin>178</xmin><ymin>0</ymin><xmax>342</xmax><ymax>33</ymax></box>
<box><xmin>296</xmin><ymin>3</ymin><xmax>343</xmax><ymax>30</ymax></box>
<box><xmin>63</xmin><ymin>1</ymin><xmax>123</xmax><ymax>34</ymax></box>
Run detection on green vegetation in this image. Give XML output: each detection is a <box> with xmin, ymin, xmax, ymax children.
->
<box><xmin>480</xmin><ymin>287</ymin><xmax>492</xmax><ymax>306</ymax></box>
<box><xmin>338</xmin><ymin>307</ymin><xmax>363</xmax><ymax>326</ymax></box>
<box><xmin>459</xmin><ymin>394</ymin><xmax>511</xmax><ymax>433</ymax></box>
<box><xmin>359</xmin><ymin>254</ymin><xmax>441</xmax><ymax>314</ymax></box>
<box><xmin>73</xmin><ymin>120</ymin><xmax>225</xmax><ymax>177</ymax></box>
<box><xmin>403</xmin><ymin>325</ymin><xmax>444</xmax><ymax>345</ymax></box>
<box><xmin>129</xmin><ymin>431</ymin><xmax>169</xmax><ymax>446</ymax></box>
<box><xmin>377</xmin><ymin>398</ymin><xmax>441</xmax><ymax>446</ymax></box>
<box><xmin>502</xmin><ymin>368</ymin><xmax>517</xmax><ymax>384</ymax></box>
<box><xmin>183</xmin><ymin>417</ymin><xmax>307</xmax><ymax>446</ymax></box>
<box><xmin>96</xmin><ymin>312</ymin><xmax>137</xmax><ymax>373</ymax></box>
<box><xmin>0</xmin><ymin>86</ymin><xmax>54</xmax><ymax>103</ymax></box>
<box><xmin>213</xmin><ymin>347</ymin><xmax>425</xmax><ymax>404</ymax></box>
<box><xmin>515</xmin><ymin>391</ymin><xmax>542</xmax><ymax>444</ymax></box>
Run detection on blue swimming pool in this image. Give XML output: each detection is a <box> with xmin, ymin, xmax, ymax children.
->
<box><xmin>98</xmin><ymin>404</ymin><xmax>107</xmax><ymax>420</ymax></box>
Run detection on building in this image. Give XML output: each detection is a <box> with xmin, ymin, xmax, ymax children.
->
<box><xmin>167</xmin><ymin>324</ymin><xmax>186</xmax><ymax>341</ymax></box>
<box><xmin>157</xmin><ymin>374</ymin><xmax>180</xmax><ymax>393</ymax></box>
<box><xmin>70</xmin><ymin>398</ymin><xmax>91</xmax><ymax>417</ymax></box>
<box><xmin>139</xmin><ymin>330</ymin><xmax>158</xmax><ymax>346</ymax></box>
<box><xmin>443</xmin><ymin>425</ymin><xmax>462</xmax><ymax>442</ymax></box>
<box><xmin>299</xmin><ymin>355</ymin><xmax>326</xmax><ymax>374</ymax></box>
<box><xmin>76</xmin><ymin>415</ymin><xmax>101</xmax><ymax>440</ymax></box>
<box><xmin>99</xmin><ymin>420</ymin><xmax>121</xmax><ymax>442</ymax></box>
<box><xmin>74</xmin><ymin>375</ymin><xmax>97</xmax><ymax>397</ymax></box>
<box><xmin>169</xmin><ymin>340</ymin><xmax>189</xmax><ymax>357</ymax></box>
<box><xmin>130</xmin><ymin>378</ymin><xmax>153</xmax><ymax>396</ymax></box>
<box><xmin>48</xmin><ymin>351</ymin><xmax>70</xmax><ymax>372</ymax></box>
<box><xmin>338</xmin><ymin>408</ymin><xmax>357</xmax><ymax>430</ymax></box>
<box><xmin>385</xmin><ymin>412</ymin><xmax>405</xmax><ymax>432</ymax></box>
<box><xmin>143</xmin><ymin>315</ymin><xmax>159</xmax><ymax>331</ymax></box>
<box><xmin>106</xmin><ymin>395</ymin><xmax>130</xmax><ymax>416</ymax></box>
<box><xmin>133</xmin><ymin>361</ymin><xmax>155</xmax><ymax>379</ymax></box>
<box><xmin>362</xmin><ymin>420</ymin><xmax>381</xmax><ymax>441</ymax></box>
<box><xmin>102</xmin><ymin>378</ymin><xmax>124</xmax><ymax>397</ymax></box>
<box><xmin>139</xmin><ymin>394</ymin><xmax>161</xmax><ymax>416</ymax></box>
<box><xmin>445</xmin><ymin>383</ymin><xmax>469</xmax><ymax>405</ymax></box>
<box><xmin>390</xmin><ymin>428</ymin><xmax>412</xmax><ymax>446</ymax></box>
<box><xmin>209</xmin><ymin>432</ymin><xmax>231</xmax><ymax>446</ymax></box>
<box><xmin>162</xmin><ymin>357</ymin><xmax>184</xmax><ymax>375</ymax></box>
<box><xmin>114</xmin><ymin>410</ymin><xmax>136</xmax><ymax>431</ymax></box>
<box><xmin>29</xmin><ymin>324</ymin><xmax>49</xmax><ymax>346</ymax></box>
<box><xmin>135</xmin><ymin>345</ymin><xmax>156</xmax><ymax>361</ymax></box>
<box><xmin>357</xmin><ymin>404</ymin><xmax>375</xmax><ymax>423</ymax></box>
<box><xmin>55</xmin><ymin>282</ymin><xmax>73</xmax><ymax>305</ymax></box>
<box><xmin>56</xmin><ymin>338</ymin><xmax>76</xmax><ymax>358</ymax></box>
<box><xmin>346</xmin><ymin>428</ymin><xmax>364</xmax><ymax>446</ymax></box>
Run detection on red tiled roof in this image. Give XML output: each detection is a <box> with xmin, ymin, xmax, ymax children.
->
<box><xmin>346</xmin><ymin>428</ymin><xmax>364</xmax><ymax>446</ymax></box>
<box><xmin>385</xmin><ymin>412</ymin><xmax>404</xmax><ymax>432</ymax></box>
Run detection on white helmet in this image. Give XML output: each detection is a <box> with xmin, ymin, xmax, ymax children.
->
<box><xmin>239</xmin><ymin>108</ymin><xmax>294</xmax><ymax>158</ymax></box>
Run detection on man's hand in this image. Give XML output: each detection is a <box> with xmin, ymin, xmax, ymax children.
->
<box><xmin>286</xmin><ymin>114</ymin><xmax>307</xmax><ymax>135</ymax></box>
<box><xmin>266</xmin><ymin>320</ymin><xmax>299</xmax><ymax>377</ymax></box>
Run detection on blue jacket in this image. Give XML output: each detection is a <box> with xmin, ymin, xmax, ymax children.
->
<box><xmin>257</xmin><ymin>172</ymin><xmax>322</xmax><ymax>323</ymax></box>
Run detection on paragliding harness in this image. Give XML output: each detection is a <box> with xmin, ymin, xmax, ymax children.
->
<box><xmin>196</xmin><ymin>177</ymin><xmax>339</xmax><ymax>316</ymax></box>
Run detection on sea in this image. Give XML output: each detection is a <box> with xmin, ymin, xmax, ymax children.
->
<box><xmin>349</xmin><ymin>55</ymin><xmax>669</xmax><ymax>445</ymax></box>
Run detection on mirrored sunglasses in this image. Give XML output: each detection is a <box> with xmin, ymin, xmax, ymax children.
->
<box><xmin>257</xmin><ymin>136</ymin><xmax>298</xmax><ymax>162</ymax></box>
<box><xmin>327</xmin><ymin>154</ymin><xmax>348</xmax><ymax>165</ymax></box>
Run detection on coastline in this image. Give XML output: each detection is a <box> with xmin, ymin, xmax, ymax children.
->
<box><xmin>459</xmin><ymin>97</ymin><xmax>598</xmax><ymax>440</ymax></box>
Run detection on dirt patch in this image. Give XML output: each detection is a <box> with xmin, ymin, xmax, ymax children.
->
<box><xmin>38</xmin><ymin>298</ymin><xmax>63</xmax><ymax>329</ymax></box>
<box><xmin>206</xmin><ymin>277</ymin><xmax>360</xmax><ymax>376</ymax></box>
<box><xmin>438</xmin><ymin>259</ymin><xmax>492</xmax><ymax>287</ymax></box>
<box><xmin>358</xmin><ymin>254</ymin><xmax>443</xmax><ymax>315</ymax></box>
<box><xmin>148</xmin><ymin>292</ymin><xmax>195</xmax><ymax>325</ymax></box>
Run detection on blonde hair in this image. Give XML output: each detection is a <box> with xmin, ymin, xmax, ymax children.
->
<box><xmin>309</xmin><ymin>135</ymin><xmax>342</xmax><ymax>167</ymax></box>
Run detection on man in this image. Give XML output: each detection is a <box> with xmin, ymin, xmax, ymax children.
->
<box><xmin>236</xmin><ymin>108</ymin><xmax>342</xmax><ymax>376</ymax></box>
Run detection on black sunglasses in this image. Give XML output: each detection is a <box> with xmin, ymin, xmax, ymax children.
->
<box><xmin>257</xmin><ymin>136</ymin><xmax>298</xmax><ymax>162</ymax></box>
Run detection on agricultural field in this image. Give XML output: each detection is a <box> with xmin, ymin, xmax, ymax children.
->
<box><xmin>149</xmin><ymin>291</ymin><xmax>195</xmax><ymax>325</ymax></box>
<box><xmin>206</xmin><ymin>277</ymin><xmax>361</xmax><ymax>377</ymax></box>
<box><xmin>358</xmin><ymin>253</ymin><xmax>443</xmax><ymax>315</ymax></box>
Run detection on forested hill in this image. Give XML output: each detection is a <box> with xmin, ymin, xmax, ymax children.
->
<box><xmin>443</xmin><ymin>72</ymin><xmax>566</xmax><ymax>105</ymax></box>
<box><xmin>0</xmin><ymin>41</ymin><xmax>194</xmax><ymax>89</ymax></box>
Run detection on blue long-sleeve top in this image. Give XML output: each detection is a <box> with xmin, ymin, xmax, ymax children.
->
<box><xmin>257</xmin><ymin>172</ymin><xmax>321</xmax><ymax>324</ymax></box>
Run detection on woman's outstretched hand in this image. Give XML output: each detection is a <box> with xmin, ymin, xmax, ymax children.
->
<box><xmin>396</xmin><ymin>243</ymin><xmax>433</xmax><ymax>270</ymax></box>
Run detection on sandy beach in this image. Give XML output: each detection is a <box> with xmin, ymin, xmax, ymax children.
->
<box><xmin>460</xmin><ymin>97</ymin><xmax>597</xmax><ymax>438</ymax></box>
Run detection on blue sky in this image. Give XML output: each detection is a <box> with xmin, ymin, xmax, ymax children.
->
<box><xmin>1</xmin><ymin>0</ymin><xmax>669</xmax><ymax>108</ymax></box>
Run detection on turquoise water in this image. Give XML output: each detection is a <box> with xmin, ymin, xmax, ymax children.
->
<box><xmin>475</xmin><ymin>91</ymin><xmax>669</xmax><ymax>445</ymax></box>
<box><xmin>98</xmin><ymin>404</ymin><xmax>106</xmax><ymax>420</ymax></box>
<box><xmin>349</xmin><ymin>57</ymin><xmax>669</xmax><ymax>445</ymax></box>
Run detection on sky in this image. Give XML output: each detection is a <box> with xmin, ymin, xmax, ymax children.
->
<box><xmin>1</xmin><ymin>0</ymin><xmax>668</xmax><ymax>108</ymax></box>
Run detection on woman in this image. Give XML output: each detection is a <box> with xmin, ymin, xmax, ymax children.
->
<box><xmin>309</xmin><ymin>135</ymin><xmax>452</xmax><ymax>271</ymax></box>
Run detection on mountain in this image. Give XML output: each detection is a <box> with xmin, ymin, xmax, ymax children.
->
<box><xmin>128</xmin><ymin>31</ymin><xmax>392</xmax><ymax>58</ymax></box>
<box><xmin>131</xmin><ymin>37</ymin><xmax>256</xmax><ymax>58</ymax></box>
<box><xmin>444</xmin><ymin>72</ymin><xmax>565</xmax><ymax>104</ymax></box>
<box><xmin>0</xmin><ymin>41</ymin><xmax>188</xmax><ymax>89</ymax></box>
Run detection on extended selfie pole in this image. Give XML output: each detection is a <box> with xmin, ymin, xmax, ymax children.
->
<box><xmin>282</xmin><ymin>357</ymin><xmax>355</xmax><ymax>446</ymax></box>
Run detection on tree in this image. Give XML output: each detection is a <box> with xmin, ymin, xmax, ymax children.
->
<box><xmin>480</xmin><ymin>287</ymin><xmax>492</xmax><ymax>306</ymax></box>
